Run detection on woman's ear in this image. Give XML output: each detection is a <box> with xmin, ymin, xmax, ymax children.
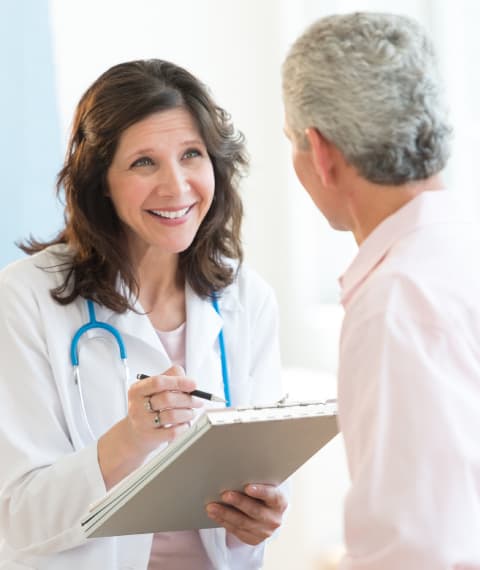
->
<box><xmin>305</xmin><ymin>127</ymin><xmax>334</xmax><ymax>188</ymax></box>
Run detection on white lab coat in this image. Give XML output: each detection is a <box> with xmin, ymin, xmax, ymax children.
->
<box><xmin>0</xmin><ymin>244</ymin><xmax>283</xmax><ymax>570</ymax></box>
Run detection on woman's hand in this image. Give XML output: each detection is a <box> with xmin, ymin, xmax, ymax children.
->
<box><xmin>98</xmin><ymin>365</ymin><xmax>203</xmax><ymax>489</ymax></box>
<box><xmin>126</xmin><ymin>365</ymin><xmax>203</xmax><ymax>455</ymax></box>
<box><xmin>206</xmin><ymin>484</ymin><xmax>288</xmax><ymax>546</ymax></box>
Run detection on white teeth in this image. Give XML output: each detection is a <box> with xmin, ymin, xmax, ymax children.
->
<box><xmin>151</xmin><ymin>206</ymin><xmax>190</xmax><ymax>219</ymax></box>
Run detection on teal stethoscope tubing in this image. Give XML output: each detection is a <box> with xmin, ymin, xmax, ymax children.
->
<box><xmin>211</xmin><ymin>294</ymin><xmax>231</xmax><ymax>408</ymax></box>
<box><xmin>70</xmin><ymin>296</ymin><xmax>231</xmax><ymax>440</ymax></box>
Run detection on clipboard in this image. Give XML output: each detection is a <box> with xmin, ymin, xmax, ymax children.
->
<box><xmin>81</xmin><ymin>400</ymin><xmax>338</xmax><ymax>537</ymax></box>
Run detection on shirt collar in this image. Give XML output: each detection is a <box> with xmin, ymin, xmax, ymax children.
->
<box><xmin>339</xmin><ymin>189</ymin><xmax>465</xmax><ymax>307</ymax></box>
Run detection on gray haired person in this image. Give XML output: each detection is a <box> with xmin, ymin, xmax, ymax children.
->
<box><xmin>283</xmin><ymin>12</ymin><xmax>480</xmax><ymax>570</ymax></box>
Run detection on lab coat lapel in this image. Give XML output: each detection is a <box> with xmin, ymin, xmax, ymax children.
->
<box><xmin>88</xmin><ymin>299</ymin><xmax>171</xmax><ymax>369</ymax></box>
<box><xmin>185</xmin><ymin>283</ymin><xmax>223</xmax><ymax>385</ymax></box>
<box><xmin>100</xmin><ymin>301</ymin><xmax>162</xmax><ymax>349</ymax></box>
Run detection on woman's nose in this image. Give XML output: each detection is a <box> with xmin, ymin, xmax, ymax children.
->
<box><xmin>155</xmin><ymin>163</ymin><xmax>190</xmax><ymax>196</ymax></box>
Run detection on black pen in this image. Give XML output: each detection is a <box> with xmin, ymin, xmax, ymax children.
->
<box><xmin>136</xmin><ymin>373</ymin><xmax>227</xmax><ymax>403</ymax></box>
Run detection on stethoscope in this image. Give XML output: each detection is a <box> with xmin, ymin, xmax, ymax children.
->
<box><xmin>70</xmin><ymin>295</ymin><xmax>231</xmax><ymax>441</ymax></box>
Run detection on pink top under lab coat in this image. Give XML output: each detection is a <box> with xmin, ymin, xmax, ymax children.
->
<box><xmin>338</xmin><ymin>190</ymin><xmax>480</xmax><ymax>570</ymax></box>
<box><xmin>148</xmin><ymin>324</ymin><xmax>214</xmax><ymax>570</ymax></box>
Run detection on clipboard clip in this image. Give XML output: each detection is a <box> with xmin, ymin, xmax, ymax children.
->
<box><xmin>233</xmin><ymin>396</ymin><xmax>337</xmax><ymax>412</ymax></box>
<box><xmin>273</xmin><ymin>394</ymin><xmax>337</xmax><ymax>408</ymax></box>
<box><xmin>275</xmin><ymin>393</ymin><xmax>290</xmax><ymax>405</ymax></box>
<box><xmin>275</xmin><ymin>392</ymin><xmax>337</xmax><ymax>408</ymax></box>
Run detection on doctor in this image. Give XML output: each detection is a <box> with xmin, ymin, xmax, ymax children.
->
<box><xmin>0</xmin><ymin>59</ymin><xmax>287</xmax><ymax>569</ymax></box>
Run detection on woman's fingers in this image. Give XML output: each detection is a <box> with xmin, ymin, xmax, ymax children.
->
<box><xmin>148</xmin><ymin>390</ymin><xmax>203</xmax><ymax>411</ymax></box>
<box><xmin>148</xmin><ymin>407</ymin><xmax>196</xmax><ymax>428</ymax></box>
<box><xmin>126</xmin><ymin>366</ymin><xmax>205</xmax><ymax>452</ymax></box>
<box><xmin>130</xmin><ymin>367</ymin><xmax>203</xmax><ymax>414</ymax></box>
<box><xmin>206</xmin><ymin>484</ymin><xmax>288</xmax><ymax>546</ymax></box>
<box><xmin>132</xmin><ymin>370</ymin><xmax>197</xmax><ymax>399</ymax></box>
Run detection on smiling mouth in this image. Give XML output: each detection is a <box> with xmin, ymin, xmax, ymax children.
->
<box><xmin>149</xmin><ymin>205</ymin><xmax>193</xmax><ymax>219</ymax></box>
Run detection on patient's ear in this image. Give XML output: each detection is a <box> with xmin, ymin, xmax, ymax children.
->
<box><xmin>305</xmin><ymin>128</ymin><xmax>334</xmax><ymax>188</ymax></box>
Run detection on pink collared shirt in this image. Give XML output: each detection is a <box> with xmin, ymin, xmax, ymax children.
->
<box><xmin>338</xmin><ymin>190</ymin><xmax>480</xmax><ymax>570</ymax></box>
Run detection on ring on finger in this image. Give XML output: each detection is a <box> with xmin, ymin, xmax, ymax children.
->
<box><xmin>153</xmin><ymin>411</ymin><xmax>161</xmax><ymax>427</ymax></box>
<box><xmin>144</xmin><ymin>397</ymin><xmax>153</xmax><ymax>412</ymax></box>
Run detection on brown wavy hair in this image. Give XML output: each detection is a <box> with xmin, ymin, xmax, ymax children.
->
<box><xmin>20</xmin><ymin>59</ymin><xmax>247</xmax><ymax>312</ymax></box>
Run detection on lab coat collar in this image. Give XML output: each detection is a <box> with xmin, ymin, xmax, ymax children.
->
<box><xmin>339</xmin><ymin>189</ymin><xmax>467</xmax><ymax>307</ymax></box>
<box><xmin>185</xmin><ymin>278</ymin><xmax>243</xmax><ymax>379</ymax></box>
<box><xmin>185</xmin><ymin>282</ymin><xmax>222</xmax><ymax>379</ymax></box>
<box><xmin>85</xmin><ymin>292</ymin><xmax>170</xmax><ymax>366</ymax></box>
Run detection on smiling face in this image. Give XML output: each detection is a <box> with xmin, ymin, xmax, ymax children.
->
<box><xmin>106</xmin><ymin>107</ymin><xmax>215</xmax><ymax>264</ymax></box>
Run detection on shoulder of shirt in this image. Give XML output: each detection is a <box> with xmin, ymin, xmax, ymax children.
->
<box><xmin>345</xmin><ymin>262</ymin><xmax>458</xmax><ymax>334</ymax></box>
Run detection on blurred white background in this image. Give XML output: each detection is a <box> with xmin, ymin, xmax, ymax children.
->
<box><xmin>2</xmin><ymin>0</ymin><xmax>479</xmax><ymax>567</ymax></box>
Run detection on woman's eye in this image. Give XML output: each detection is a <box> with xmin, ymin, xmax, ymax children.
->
<box><xmin>183</xmin><ymin>148</ymin><xmax>202</xmax><ymax>159</ymax></box>
<box><xmin>131</xmin><ymin>156</ymin><xmax>154</xmax><ymax>168</ymax></box>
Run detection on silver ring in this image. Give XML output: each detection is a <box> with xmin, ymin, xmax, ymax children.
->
<box><xmin>144</xmin><ymin>397</ymin><xmax>153</xmax><ymax>412</ymax></box>
<box><xmin>153</xmin><ymin>411</ymin><xmax>161</xmax><ymax>427</ymax></box>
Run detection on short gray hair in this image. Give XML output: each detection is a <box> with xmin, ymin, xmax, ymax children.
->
<box><xmin>282</xmin><ymin>12</ymin><xmax>452</xmax><ymax>184</ymax></box>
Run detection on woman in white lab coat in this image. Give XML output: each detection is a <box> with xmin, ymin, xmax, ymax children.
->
<box><xmin>0</xmin><ymin>59</ymin><xmax>287</xmax><ymax>569</ymax></box>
